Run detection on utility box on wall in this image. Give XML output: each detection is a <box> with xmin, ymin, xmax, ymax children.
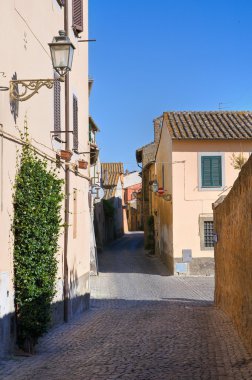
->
<box><xmin>182</xmin><ymin>249</ymin><xmax>192</xmax><ymax>263</ymax></box>
<box><xmin>175</xmin><ymin>263</ymin><xmax>188</xmax><ymax>274</ymax></box>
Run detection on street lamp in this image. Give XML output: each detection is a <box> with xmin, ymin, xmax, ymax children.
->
<box><xmin>49</xmin><ymin>30</ymin><xmax>75</xmax><ymax>77</ymax></box>
<box><xmin>150</xmin><ymin>180</ymin><xmax>159</xmax><ymax>193</ymax></box>
<box><xmin>9</xmin><ymin>31</ymin><xmax>75</xmax><ymax>102</ymax></box>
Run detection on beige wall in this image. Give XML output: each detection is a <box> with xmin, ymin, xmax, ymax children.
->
<box><xmin>155</xmin><ymin>113</ymin><xmax>252</xmax><ymax>274</ymax></box>
<box><xmin>0</xmin><ymin>0</ymin><xmax>90</xmax><ymax>354</ymax></box>
<box><xmin>214</xmin><ymin>155</ymin><xmax>252</xmax><ymax>351</ymax></box>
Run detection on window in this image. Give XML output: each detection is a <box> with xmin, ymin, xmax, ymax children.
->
<box><xmin>204</xmin><ymin>221</ymin><xmax>214</xmax><ymax>248</ymax></box>
<box><xmin>199</xmin><ymin>215</ymin><xmax>214</xmax><ymax>251</ymax></box>
<box><xmin>72</xmin><ymin>0</ymin><xmax>83</xmax><ymax>36</ymax></box>
<box><xmin>73</xmin><ymin>95</ymin><xmax>78</xmax><ymax>151</ymax></box>
<box><xmin>201</xmin><ymin>156</ymin><xmax>222</xmax><ymax>187</ymax></box>
<box><xmin>199</xmin><ymin>153</ymin><xmax>224</xmax><ymax>189</ymax></box>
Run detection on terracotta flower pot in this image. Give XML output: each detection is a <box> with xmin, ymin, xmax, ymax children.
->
<box><xmin>78</xmin><ymin>160</ymin><xmax>88</xmax><ymax>169</ymax></box>
<box><xmin>59</xmin><ymin>150</ymin><xmax>72</xmax><ymax>160</ymax></box>
<box><xmin>157</xmin><ymin>187</ymin><xmax>165</xmax><ymax>196</ymax></box>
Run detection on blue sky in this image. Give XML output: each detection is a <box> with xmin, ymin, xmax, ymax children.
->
<box><xmin>89</xmin><ymin>0</ymin><xmax>252</xmax><ymax>171</ymax></box>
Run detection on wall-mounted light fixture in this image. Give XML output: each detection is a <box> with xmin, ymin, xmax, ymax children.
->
<box><xmin>149</xmin><ymin>179</ymin><xmax>158</xmax><ymax>193</ymax></box>
<box><xmin>9</xmin><ymin>31</ymin><xmax>75</xmax><ymax>102</ymax></box>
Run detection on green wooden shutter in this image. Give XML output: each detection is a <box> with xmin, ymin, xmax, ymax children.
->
<box><xmin>201</xmin><ymin>156</ymin><xmax>222</xmax><ymax>187</ymax></box>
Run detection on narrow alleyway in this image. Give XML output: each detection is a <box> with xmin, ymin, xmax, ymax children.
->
<box><xmin>1</xmin><ymin>233</ymin><xmax>252</xmax><ymax>380</ymax></box>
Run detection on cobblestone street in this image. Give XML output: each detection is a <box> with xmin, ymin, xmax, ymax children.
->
<box><xmin>0</xmin><ymin>232</ymin><xmax>251</xmax><ymax>379</ymax></box>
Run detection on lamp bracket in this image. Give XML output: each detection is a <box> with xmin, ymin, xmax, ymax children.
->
<box><xmin>75</xmin><ymin>151</ymin><xmax>94</xmax><ymax>155</ymax></box>
<box><xmin>50</xmin><ymin>131</ymin><xmax>74</xmax><ymax>144</ymax></box>
<box><xmin>10</xmin><ymin>77</ymin><xmax>64</xmax><ymax>102</ymax></box>
<box><xmin>50</xmin><ymin>131</ymin><xmax>73</xmax><ymax>134</ymax></box>
<box><xmin>78</xmin><ymin>39</ymin><xmax>97</xmax><ymax>43</ymax></box>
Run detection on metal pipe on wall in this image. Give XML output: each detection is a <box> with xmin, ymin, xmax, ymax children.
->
<box><xmin>0</xmin><ymin>124</ymin><xmax>3</xmax><ymax>212</ymax></box>
<box><xmin>63</xmin><ymin>0</ymin><xmax>70</xmax><ymax>323</ymax></box>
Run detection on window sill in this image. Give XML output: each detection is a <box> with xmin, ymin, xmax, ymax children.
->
<box><xmin>200</xmin><ymin>246</ymin><xmax>214</xmax><ymax>251</ymax></box>
<box><xmin>199</xmin><ymin>186</ymin><xmax>224</xmax><ymax>192</ymax></box>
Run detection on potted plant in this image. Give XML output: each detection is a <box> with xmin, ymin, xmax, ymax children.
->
<box><xmin>78</xmin><ymin>159</ymin><xmax>88</xmax><ymax>169</ymax></box>
<box><xmin>59</xmin><ymin>149</ymin><xmax>72</xmax><ymax>160</ymax></box>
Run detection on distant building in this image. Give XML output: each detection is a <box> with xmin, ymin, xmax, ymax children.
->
<box><xmin>136</xmin><ymin>117</ymin><xmax>162</xmax><ymax>247</ymax></box>
<box><xmin>153</xmin><ymin>111</ymin><xmax>252</xmax><ymax>275</ymax></box>
<box><xmin>101</xmin><ymin>163</ymin><xmax>125</xmax><ymax>241</ymax></box>
<box><xmin>88</xmin><ymin>112</ymin><xmax>101</xmax><ymax>274</ymax></box>
<box><xmin>123</xmin><ymin>171</ymin><xmax>142</xmax><ymax>231</ymax></box>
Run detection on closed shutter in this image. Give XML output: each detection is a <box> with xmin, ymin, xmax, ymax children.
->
<box><xmin>72</xmin><ymin>0</ymin><xmax>83</xmax><ymax>35</ymax></box>
<box><xmin>54</xmin><ymin>74</ymin><xmax>61</xmax><ymax>135</ymax></box>
<box><xmin>73</xmin><ymin>95</ymin><xmax>78</xmax><ymax>151</ymax></box>
<box><xmin>201</xmin><ymin>156</ymin><xmax>222</xmax><ymax>187</ymax></box>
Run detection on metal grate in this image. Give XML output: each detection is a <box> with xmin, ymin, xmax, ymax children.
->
<box><xmin>204</xmin><ymin>221</ymin><xmax>214</xmax><ymax>247</ymax></box>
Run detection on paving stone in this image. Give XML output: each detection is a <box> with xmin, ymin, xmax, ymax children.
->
<box><xmin>0</xmin><ymin>232</ymin><xmax>251</xmax><ymax>379</ymax></box>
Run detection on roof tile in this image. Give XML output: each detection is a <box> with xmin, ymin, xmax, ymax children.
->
<box><xmin>164</xmin><ymin>111</ymin><xmax>252</xmax><ymax>139</ymax></box>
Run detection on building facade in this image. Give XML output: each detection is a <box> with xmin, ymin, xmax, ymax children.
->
<box><xmin>123</xmin><ymin>171</ymin><xmax>142</xmax><ymax>231</ymax></box>
<box><xmin>101</xmin><ymin>163</ymin><xmax>125</xmax><ymax>242</ymax></box>
<box><xmin>154</xmin><ymin>111</ymin><xmax>252</xmax><ymax>275</ymax></box>
<box><xmin>0</xmin><ymin>0</ymin><xmax>90</xmax><ymax>357</ymax></box>
<box><xmin>136</xmin><ymin>117</ymin><xmax>162</xmax><ymax>247</ymax></box>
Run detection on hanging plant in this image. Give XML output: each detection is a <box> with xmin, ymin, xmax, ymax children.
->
<box><xmin>78</xmin><ymin>159</ymin><xmax>88</xmax><ymax>169</ymax></box>
<box><xmin>12</xmin><ymin>124</ymin><xmax>64</xmax><ymax>353</ymax></box>
<box><xmin>59</xmin><ymin>149</ymin><xmax>72</xmax><ymax>160</ymax></box>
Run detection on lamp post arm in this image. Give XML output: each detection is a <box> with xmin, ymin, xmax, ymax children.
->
<box><xmin>9</xmin><ymin>77</ymin><xmax>64</xmax><ymax>102</ymax></box>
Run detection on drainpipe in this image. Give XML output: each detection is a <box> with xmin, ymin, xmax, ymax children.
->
<box><xmin>0</xmin><ymin>124</ymin><xmax>3</xmax><ymax>212</ymax></box>
<box><xmin>63</xmin><ymin>0</ymin><xmax>70</xmax><ymax>323</ymax></box>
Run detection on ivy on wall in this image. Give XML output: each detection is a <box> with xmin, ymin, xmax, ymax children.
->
<box><xmin>12</xmin><ymin>127</ymin><xmax>64</xmax><ymax>352</ymax></box>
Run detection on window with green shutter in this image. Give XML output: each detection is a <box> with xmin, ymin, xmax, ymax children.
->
<box><xmin>201</xmin><ymin>156</ymin><xmax>222</xmax><ymax>188</ymax></box>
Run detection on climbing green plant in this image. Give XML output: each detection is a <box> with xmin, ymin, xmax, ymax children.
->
<box><xmin>12</xmin><ymin>125</ymin><xmax>64</xmax><ymax>352</ymax></box>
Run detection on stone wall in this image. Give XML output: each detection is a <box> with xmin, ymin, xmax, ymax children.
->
<box><xmin>154</xmin><ymin>117</ymin><xmax>163</xmax><ymax>143</ymax></box>
<box><xmin>213</xmin><ymin>155</ymin><xmax>252</xmax><ymax>351</ymax></box>
<box><xmin>142</xmin><ymin>143</ymin><xmax>156</xmax><ymax>167</ymax></box>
